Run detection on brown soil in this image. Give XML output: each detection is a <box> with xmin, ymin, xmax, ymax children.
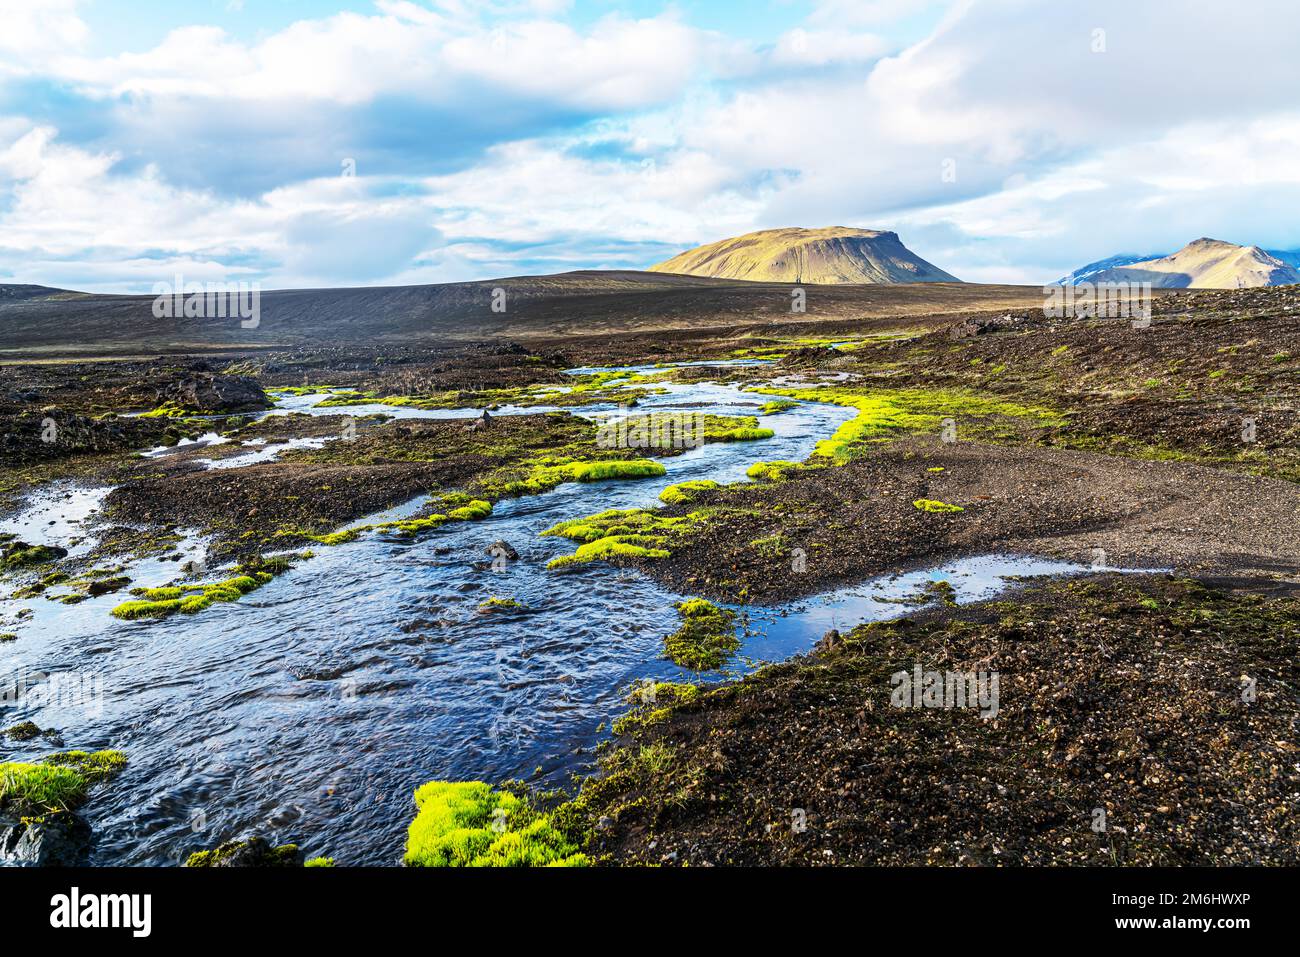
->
<box><xmin>572</xmin><ymin>575</ymin><xmax>1300</xmax><ymax>866</ymax></box>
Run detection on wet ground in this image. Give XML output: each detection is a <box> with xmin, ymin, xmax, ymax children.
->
<box><xmin>0</xmin><ymin>364</ymin><xmax>1137</xmax><ymax>865</ymax></box>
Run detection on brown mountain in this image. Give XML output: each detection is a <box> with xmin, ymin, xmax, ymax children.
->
<box><xmin>649</xmin><ymin>226</ymin><xmax>960</xmax><ymax>284</ymax></box>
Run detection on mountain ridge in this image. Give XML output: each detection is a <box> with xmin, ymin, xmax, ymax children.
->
<box><xmin>649</xmin><ymin>226</ymin><xmax>960</xmax><ymax>284</ymax></box>
<box><xmin>1062</xmin><ymin>239</ymin><xmax>1300</xmax><ymax>288</ymax></box>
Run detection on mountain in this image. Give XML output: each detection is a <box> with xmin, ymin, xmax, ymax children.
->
<box><xmin>1265</xmin><ymin>248</ymin><xmax>1300</xmax><ymax>271</ymax></box>
<box><xmin>1056</xmin><ymin>253</ymin><xmax>1167</xmax><ymax>286</ymax></box>
<box><xmin>1074</xmin><ymin>239</ymin><xmax>1300</xmax><ymax>289</ymax></box>
<box><xmin>648</xmin><ymin>226</ymin><xmax>960</xmax><ymax>284</ymax></box>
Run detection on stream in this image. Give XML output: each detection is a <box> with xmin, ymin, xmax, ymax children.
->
<box><xmin>2</xmin><ymin>363</ymin><xmax>1104</xmax><ymax>865</ymax></box>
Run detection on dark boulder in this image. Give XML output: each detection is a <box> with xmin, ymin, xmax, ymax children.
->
<box><xmin>0</xmin><ymin>812</ymin><xmax>92</xmax><ymax>866</ymax></box>
<box><xmin>157</xmin><ymin>373</ymin><xmax>271</xmax><ymax>413</ymax></box>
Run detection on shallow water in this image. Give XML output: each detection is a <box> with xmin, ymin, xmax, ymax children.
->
<box><xmin>1</xmin><ymin>365</ymin><xmax>1110</xmax><ymax>865</ymax></box>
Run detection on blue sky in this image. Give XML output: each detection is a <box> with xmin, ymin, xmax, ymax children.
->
<box><xmin>1</xmin><ymin>0</ymin><xmax>1299</xmax><ymax>292</ymax></box>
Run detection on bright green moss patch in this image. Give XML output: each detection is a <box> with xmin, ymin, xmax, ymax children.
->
<box><xmin>404</xmin><ymin>781</ymin><xmax>587</xmax><ymax>867</ymax></box>
<box><xmin>112</xmin><ymin>572</ymin><xmax>271</xmax><ymax>620</ymax></box>
<box><xmin>542</xmin><ymin>506</ymin><xmax>711</xmax><ymax>569</ymax></box>
<box><xmin>612</xmin><ymin>681</ymin><xmax>702</xmax><ymax>735</ymax></box>
<box><xmin>479</xmin><ymin>596</ymin><xmax>525</xmax><ymax>612</ymax></box>
<box><xmin>547</xmin><ymin>536</ymin><xmax>671</xmax><ymax>570</ymax></box>
<box><xmin>110</xmin><ymin>557</ymin><xmax>298</xmax><ymax>621</ymax></box>
<box><xmin>137</xmin><ymin>403</ymin><xmax>193</xmax><ymax>418</ymax></box>
<box><xmin>304</xmin><ymin>856</ymin><xmax>335</xmax><ymax>867</ymax></box>
<box><xmin>663</xmin><ymin>598</ymin><xmax>740</xmax><ymax>670</ymax></box>
<box><xmin>700</xmin><ymin>415</ymin><xmax>774</xmax><ymax>443</ymax></box>
<box><xmin>746</xmin><ymin>459</ymin><xmax>821</xmax><ymax>482</ymax></box>
<box><xmin>751</xmin><ymin>385</ymin><xmax>1061</xmax><ymax>462</ymax></box>
<box><xmin>306</xmin><ymin>528</ymin><xmax>361</xmax><ymax>546</ymax></box>
<box><xmin>486</xmin><ymin>458</ymin><xmax>666</xmax><ymax>499</ymax></box>
<box><xmin>447</xmin><ymin>499</ymin><xmax>493</xmax><ymax>521</ymax></box>
<box><xmin>659</xmin><ymin>480</ymin><xmax>719</xmax><ymax>505</ymax></box>
<box><xmin>0</xmin><ymin>749</ymin><xmax>126</xmax><ymax>815</ymax></box>
<box><xmin>913</xmin><ymin>499</ymin><xmax>964</xmax><ymax>513</ymax></box>
<box><xmin>759</xmin><ymin>400</ymin><xmax>799</xmax><ymax>414</ymax></box>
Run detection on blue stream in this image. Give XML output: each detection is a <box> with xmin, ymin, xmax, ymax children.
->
<box><xmin>1</xmin><ymin>366</ymin><xmax>1098</xmax><ymax>865</ymax></box>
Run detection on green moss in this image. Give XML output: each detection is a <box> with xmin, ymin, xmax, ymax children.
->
<box><xmin>547</xmin><ymin>536</ymin><xmax>670</xmax><ymax>570</ymax></box>
<box><xmin>403</xmin><ymin>781</ymin><xmax>587</xmax><ymax>867</ymax></box>
<box><xmin>1</xmin><ymin>542</ymin><xmax>65</xmax><ymax>571</ymax></box>
<box><xmin>746</xmin><ymin>459</ymin><xmax>819</xmax><ymax>482</ymax></box>
<box><xmin>751</xmin><ymin>385</ymin><xmax>1061</xmax><ymax>462</ymax></box>
<box><xmin>759</xmin><ymin>400</ymin><xmax>799</xmax><ymax>414</ymax></box>
<box><xmin>612</xmin><ymin>681</ymin><xmax>702</xmax><ymax>735</ymax></box>
<box><xmin>698</xmin><ymin>415</ymin><xmax>775</xmax><ymax>443</ymax></box>
<box><xmin>663</xmin><ymin>598</ymin><xmax>740</xmax><ymax>670</ymax></box>
<box><xmin>447</xmin><ymin>499</ymin><xmax>493</xmax><ymax>521</ymax></box>
<box><xmin>0</xmin><ymin>749</ymin><xmax>126</xmax><ymax>815</ymax></box>
<box><xmin>304</xmin><ymin>856</ymin><xmax>335</xmax><ymax>867</ymax></box>
<box><xmin>478</xmin><ymin>596</ymin><xmax>525</xmax><ymax>612</ymax></box>
<box><xmin>912</xmin><ymin>498</ymin><xmax>964</xmax><ymax>513</ymax></box>
<box><xmin>707</xmin><ymin>426</ymin><xmax>775</xmax><ymax>442</ymax></box>
<box><xmin>373</xmin><ymin>513</ymin><xmax>448</xmax><ymax>536</ymax></box>
<box><xmin>137</xmin><ymin>403</ymin><xmax>193</xmax><ymax>418</ymax></box>
<box><xmin>488</xmin><ymin>458</ymin><xmax>666</xmax><ymax>499</ymax></box>
<box><xmin>111</xmin><ymin>570</ymin><xmax>275</xmax><ymax>620</ymax></box>
<box><xmin>747</xmin><ymin>534</ymin><xmax>787</xmax><ymax>559</ymax></box>
<box><xmin>307</xmin><ymin>528</ymin><xmax>361</xmax><ymax>546</ymax></box>
<box><xmin>659</xmin><ymin>480</ymin><xmax>719</xmax><ymax>505</ymax></box>
<box><xmin>2</xmin><ymin>720</ymin><xmax>42</xmax><ymax>741</ymax></box>
<box><xmin>185</xmin><ymin>838</ymin><xmax>301</xmax><ymax>867</ymax></box>
<box><xmin>542</xmin><ymin>506</ymin><xmax>711</xmax><ymax>569</ymax></box>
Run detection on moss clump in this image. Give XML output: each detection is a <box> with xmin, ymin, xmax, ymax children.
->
<box><xmin>663</xmin><ymin>598</ymin><xmax>740</xmax><ymax>670</ymax></box>
<box><xmin>486</xmin><ymin>458</ymin><xmax>666</xmax><ymax>499</ymax></box>
<box><xmin>111</xmin><ymin>570</ymin><xmax>274</xmax><ymax>620</ymax></box>
<box><xmin>659</xmin><ymin>480</ymin><xmax>719</xmax><ymax>505</ymax></box>
<box><xmin>759</xmin><ymin>400</ymin><xmax>799</xmax><ymax>414</ymax></box>
<box><xmin>0</xmin><ymin>749</ymin><xmax>126</xmax><ymax>815</ymax></box>
<box><xmin>403</xmin><ymin>781</ymin><xmax>587</xmax><ymax>867</ymax></box>
<box><xmin>308</xmin><ymin>528</ymin><xmax>361</xmax><ymax>546</ymax></box>
<box><xmin>547</xmin><ymin>536</ymin><xmax>671</xmax><ymax>570</ymax></box>
<box><xmin>304</xmin><ymin>856</ymin><xmax>335</xmax><ymax>867</ymax></box>
<box><xmin>542</xmin><ymin>506</ymin><xmax>725</xmax><ymax>570</ymax></box>
<box><xmin>137</xmin><ymin>403</ymin><xmax>192</xmax><ymax>418</ymax></box>
<box><xmin>478</xmin><ymin>596</ymin><xmax>525</xmax><ymax>612</ymax></box>
<box><xmin>185</xmin><ymin>837</ymin><xmax>302</xmax><ymax>867</ymax></box>
<box><xmin>707</xmin><ymin>426</ymin><xmax>775</xmax><ymax>442</ymax></box>
<box><xmin>2</xmin><ymin>720</ymin><xmax>42</xmax><ymax>741</ymax></box>
<box><xmin>912</xmin><ymin>498</ymin><xmax>964</xmax><ymax>513</ymax></box>
<box><xmin>746</xmin><ymin>459</ymin><xmax>820</xmax><ymax>482</ymax></box>
<box><xmin>752</xmin><ymin>385</ymin><xmax>1060</xmax><ymax>462</ymax></box>
<box><xmin>699</xmin><ymin>415</ymin><xmax>775</xmax><ymax>443</ymax></box>
<box><xmin>612</xmin><ymin>681</ymin><xmax>702</xmax><ymax>735</ymax></box>
<box><xmin>446</xmin><ymin>499</ymin><xmax>493</xmax><ymax>521</ymax></box>
<box><xmin>1</xmin><ymin>541</ymin><xmax>66</xmax><ymax>571</ymax></box>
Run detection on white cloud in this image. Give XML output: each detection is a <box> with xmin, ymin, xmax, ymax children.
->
<box><xmin>0</xmin><ymin>0</ymin><xmax>88</xmax><ymax>67</ymax></box>
<box><xmin>4</xmin><ymin>0</ymin><xmax>1300</xmax><ymax>290</ymax></box>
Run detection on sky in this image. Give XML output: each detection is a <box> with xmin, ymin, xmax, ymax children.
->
<box><xmin>1</xmin><ymin>0</ymin><xmax>1299</xmax><ymax>292</ymax></box>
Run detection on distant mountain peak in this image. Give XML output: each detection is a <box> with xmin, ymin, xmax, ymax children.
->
<box><xmin>1061</xmin><ymin>239</ymin><xmax>1300</xmax><ymax>289</ymax></box>
<box><xmin>649</xmin><ymin>226</ymin><xmax>960</xmax><ymax>284</ymax></box>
